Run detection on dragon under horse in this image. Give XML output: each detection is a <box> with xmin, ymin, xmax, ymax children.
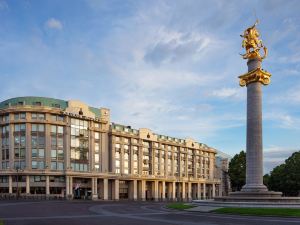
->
<box><xmin>240</xmin><ymin>20</ymin><xmax>268</xmax><ymax>60</ymax></box>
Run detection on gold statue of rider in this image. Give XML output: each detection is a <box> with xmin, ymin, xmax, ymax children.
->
<box><xmin>240</xmin><ymin>20</ymin><xmax>268</xmax><ymax>60</ymax></box>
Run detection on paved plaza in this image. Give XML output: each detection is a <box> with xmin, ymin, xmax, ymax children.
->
<box><xmin>0</xmin><ymin>201</ymin><xmax>299</xmax><ymax>225</ymax></box>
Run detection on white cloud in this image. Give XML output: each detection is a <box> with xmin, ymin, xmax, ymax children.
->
<box><xmin>264</xmin><ymin>146</ymin><xmax>298</xmax><ymax>173</ymax></box>
<box><xmin>264</xmin><ymin>111</ymin><xmax>300</xmax><ymax>130</ymax></box>
<box><xmin>209</xmin><ymin>87</ymin><xmax>245</xmax><ymax>100</ymax></box>
<box><xmin>45</xmin><ymin>18</ymin><xmax>63</xmax><ymax>30</ymax></box>
<box><xmin>144</xmin><ymin>29</ymin><xmax>217</xmax><ymax>66</ymax></box>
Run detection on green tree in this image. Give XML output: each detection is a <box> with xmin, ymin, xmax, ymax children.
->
<box><xmin>268</xmin><ymin>151</ymin><xmax>300</xmax><ymax>196</ymax></box>
<box><xmin>263</xmin><ymin>173</ymin><xmax>270</xmax><ymax>187</ymax></box>
<box><xmin>228</xmin><ymin>151</ymin><xmax>246</xmax><ymax>191</ymax></box>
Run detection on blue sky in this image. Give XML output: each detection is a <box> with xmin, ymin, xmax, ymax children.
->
<box><xmin>1</xmin><ymin>0</ymin><xmax>300</xmax><ymax>172</ymax></box>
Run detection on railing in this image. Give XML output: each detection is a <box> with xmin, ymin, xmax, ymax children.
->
<box><xmin>0</xmin><ymin>193</ymin><xmax>66</xmax><ymax>200</ymax></box>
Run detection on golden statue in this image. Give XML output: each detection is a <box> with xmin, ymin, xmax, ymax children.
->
<box><xmin>240</xmin><ymin>20</ymin><xmax>268</xmax><ymax>60</ymax></box>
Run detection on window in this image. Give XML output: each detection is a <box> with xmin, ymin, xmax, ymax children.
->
<box><xmin>70</xmin><ymin>118</ymin><xmax>89</xmax><ymax>172</ymax></box>
<box><xmin>1</xmin><ymin>114</ymin><xmax>9</xmax><ymax>122</ymax></box>
<box><xmin>51</xmin><ymin>125</ymin><xmax>64</xmax><ymax>170</ymax></box>
<box><xmin>51</xmin><ymin>150</ymin><xmax>57</xmax><ymax>159</ymax></box>
<box><xmin>51</xmin><ymin>162</ymin><xmax>57</xmax><ymax>170</ymax></box>
<box><xmin>51</xmin><ymin>162</ymin><xmax>64</xmax><ymax>170</ymax></box>
<box><xmin>95</xmin><ymin>143</ymin><xmax>99</xmax><ymax>152</ymax></box>
<box><xmin>52</xmin><ymin>104</ymin><xmax>61</xmax><ymax>108</ymax></box>
<box><xmin>14</xmin><ymin>113</ymin><xmax>26</xmax><ymax>120</ymax></box>
<box><xmin>33</xmin><ymin>102</ymin><xmax>42</xmax><ymax>106</ymax></box>
<box><xmin>95</xmin><ymin>154</ymin><xmax>99</xmax><ymax>163</ymax></box>
<box><xmin>58</xmin><ymin>162</ymin><xmax>64</xmax><ymax>170</ymax></box>
<box><xmin>14</xmin><ymin>124</ymin><xmax>26</xmax><ymax>167</ymax></box>
<box><xmin>51</xmin><ymin>114</ymin><xmax>64</xmax><ymax>121</ymax></box>
<box><xmin>14</xmin><ymin>124</ymin><xmax>26</xmax><ymax>132</ymax></box>
<box><xmin>32</xmin><ymin>148</ymin><xmax>45</xmax><ymax>158</ymax></box>
<box><xmin>31</xmin><ymin>161</ymin><xmax>44</xmax><ymax>169</ymax></box>
<box><xmin>32</xmin><ymin>149</ymin><xmax>37</xmax><ymax>158</ymax></box>
<box><xmin>31</xmin><ymin>124</ymin><xmax>45</xmax><ymax>169</ymax></box>
<box><xmin>58</xmin><ymin>126</ymin><xmax>63</xmax><ymax>134</ymax></box>
<box><xmin>31</xmin><ymin>113</ymin><xmax>45</xmax><ymax>120</ymax></box>
<box><xmin>95</xmin><ymin>132</ymin><xmax>99</xmax><ymax>140</ymax></box>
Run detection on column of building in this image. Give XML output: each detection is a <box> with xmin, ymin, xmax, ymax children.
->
<box><xmin>25</xmin><ymin>113</ymin><xmax>31</xmax><ymax>194</ymax></box>
<box><xmin>45</xmin><ymin>116</ymin><xmax>51</xmax><ymax>195</ymax></box>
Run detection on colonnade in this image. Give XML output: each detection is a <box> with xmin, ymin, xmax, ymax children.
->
<box><xmin>4</xmin><ymin>175</ymin><xmax>221</xmax><ymax>201</ymax></box>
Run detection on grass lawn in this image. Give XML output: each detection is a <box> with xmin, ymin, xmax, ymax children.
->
<box><xmin>213</xmin><ymin>207</ymin><xmax>300</xmax><ymax>217</ymax></box>
<box><xmin>166</xmin><ymin>203</ymin><xmax>196</xmax><ymax>210</ymax></box>
<box><xmin>0</xmin><ymin>220</ymin><xmax>3</xmax><ymax>225</ymax></box>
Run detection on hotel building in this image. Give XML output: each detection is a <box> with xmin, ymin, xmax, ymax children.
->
<box><xmin>0</xmin><ymin>97</ymin><xmax>224</xmax><ymax>201</ymax></box>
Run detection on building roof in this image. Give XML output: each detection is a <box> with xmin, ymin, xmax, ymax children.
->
<box><xmin>0</xmin><ymin>96</ymin><xmax>68</xmax><ymax>110</ymax></box>
<box><xmin>111</xmin><ymin>122</ymin><xmax>213</xmax><ymax>150</ymax></box>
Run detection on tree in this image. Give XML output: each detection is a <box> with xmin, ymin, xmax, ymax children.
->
<box><xmin>228</xmin><ymin>151</ymin><xmax>246</xmax><ymax>191</ymax></box>
<box><xmin>268</xmin><ymin>151</ymin><xmax>300</xmax><ymax>196</ymax></box>
<box><xmin>263</xmin><ymin>173</ymin><xmax>270</xmax><ymax>187</ymax></box>
<box><xmin>268</xmin><ymin>164</ymin><xmax>286</xmax><ymax>194</ymax></box>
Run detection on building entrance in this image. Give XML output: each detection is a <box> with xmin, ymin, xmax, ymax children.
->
<box><xmin>73</xmin><ymin>178</ymin><xmax>92</xmax><ymax>200</ymax></box>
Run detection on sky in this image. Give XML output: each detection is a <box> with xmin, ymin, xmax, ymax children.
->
<box><xmin>1</xmin><ymin>0</ymin><xmax>300</xmax><ymax>173</ymax></box>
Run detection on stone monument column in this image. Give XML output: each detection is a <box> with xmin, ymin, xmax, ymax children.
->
<box><xmin>212</xmin><ymin>21</ymin><xmax>300</xmax><ymax>202</ymax></box>
<box><xmin>230</xmin><ymin>20</ymin><xmax>281</xmax><ymax>198</ymax></box>
<box><xmin>241</xmin><ymin>58</ymin><xmax>267</xmax><ymax>192</ymax></box>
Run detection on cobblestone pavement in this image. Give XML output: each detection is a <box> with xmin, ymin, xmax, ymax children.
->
<box><xmin>0</xmin><ymin>201</ymin><xmax>300</xmax><ymax>225</ymax></box>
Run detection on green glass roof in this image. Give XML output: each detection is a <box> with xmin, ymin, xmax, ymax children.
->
<box><xmin>0</xmin><ymin>96</ymin><xmax>103</xmax><ymax>118</ymax></box>
<box><xmin>89</xmin><ymin>106</ymin><xmax>101</xmax><ymax>118</ymax></box>
<box><xmin>0</xmin><ymin>96</ymin><xmax>68</xmax><ymax>110</ymax></box>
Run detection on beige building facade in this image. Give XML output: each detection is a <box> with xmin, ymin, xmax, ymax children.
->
<box><xmin>0</xmin><ymin>97</ymin><xmax>223</xmax><ymax>201</ymax></box>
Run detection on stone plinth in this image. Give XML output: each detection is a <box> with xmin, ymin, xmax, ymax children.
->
<box><xmin>195</xmin><ymin>198</ymin><xmax>300</xmax><ymax>206</ymax></box>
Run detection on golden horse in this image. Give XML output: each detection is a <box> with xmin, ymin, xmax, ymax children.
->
<box><xmin>240</xmin><ymin>20</ymin><xmax>268</xmax><ymax>60</ymax></box>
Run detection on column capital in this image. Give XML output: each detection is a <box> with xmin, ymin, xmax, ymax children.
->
<box><xmin>238</xmin><ymin>68</ymin><xmax>271</xmax><ymax>87</ymax></box>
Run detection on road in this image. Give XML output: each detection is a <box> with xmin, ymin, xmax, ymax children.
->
<box><xmin>0</xmin><ymin>201</ymin><xmax>299</xmax><ymax>225</ymax></box>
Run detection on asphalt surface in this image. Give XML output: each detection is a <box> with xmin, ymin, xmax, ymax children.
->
<box><xmin>0</xmin><ymin>200</ymin><xmax>299</xmax><ymax>225</ymax></box>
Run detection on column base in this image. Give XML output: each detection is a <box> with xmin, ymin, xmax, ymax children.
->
<box><xmin>229</xmin><ymin>184</ymin><xmax>282</xmax><ymax>199</ymax></box>
<box><xmin>241</xmin><ymin>184</ymin><xmax>268</xmax><ymax>192</ymax></box>
<box><xmin>66</xmin><ymin>194</ymin><xmax>73</xmax><ymax>200</ymax></box>
<box><xmin>229</xmin><ymin>190</ymin><xmax>282</xmax><ymax>198</ymax></box>
<box><xmin>92</xmin><ymin>194</ymin><xmax>98</xmax><ymax>200</ymax></box>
